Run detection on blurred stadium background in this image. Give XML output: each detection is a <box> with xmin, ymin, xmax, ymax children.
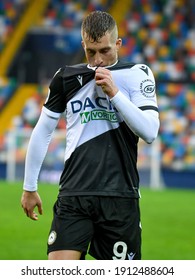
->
<box><xmin>0</xmin><ymin>0</ymin><xmax>195</xmax><ymax>260</ymax></box>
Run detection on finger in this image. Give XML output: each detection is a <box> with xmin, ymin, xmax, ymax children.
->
<box><xmin>95</xmin><ymin>72</ymin><xmax>103</xmax><ymax>82</ymax></box>
<box><xmin>21</xmin><ymin>204</ymin><xmax>31</xmax><ymax>217</ymax></box>
<box><xmin>23</xmin><ymin>208</ymin><xmax>29</xmax><ymax>216</ymax></box>
<box><xmin>29</xmin><ymin>211</ymin><xmax>38</xmax><ymax>221</ymax></box>
<box><xmin>37</xmin><ymin>203</ymin><xmax>43</xmax><ymax>215</ymax></box>
<box><xmin>95</xmin><ymin>62</ymin><xmax>103</xmax><ymax>70</ymax></box>
<box><xmin>95</xmin><ymin>70</ymin><xmax>107</xmax><ymax>78</ymax></box>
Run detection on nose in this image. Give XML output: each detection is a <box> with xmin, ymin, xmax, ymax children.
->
<box><xmin>94</xmin><ymin>53</ymin><xmax>103</xmax><ymax>66</ymax></box>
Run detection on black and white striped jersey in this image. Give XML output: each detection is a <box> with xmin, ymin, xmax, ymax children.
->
<box><xmin>43</xmin><ymin>60</ymin><xmax>158</xmax><ymax>198</ymax></box>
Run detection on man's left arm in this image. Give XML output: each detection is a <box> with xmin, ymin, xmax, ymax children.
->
<box><xmin>110</xmin><ymin>91</ymin><xmax>159</xmax><ymax>143</ymax></box>
<box><xmin>95</xmin><ymin>66</ymin><xmax>160</xmax><ymax>143</ymax></box>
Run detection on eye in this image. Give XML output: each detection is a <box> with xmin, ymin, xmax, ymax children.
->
<box><xmin>101</xmin><ymin>48</ymin><xmax>110</xmax><ymax>54</ymax></box>
<box><xmin>87</xmin><ymin>50</ymin><xmax>95</xmax><ymax>56</ymax></box>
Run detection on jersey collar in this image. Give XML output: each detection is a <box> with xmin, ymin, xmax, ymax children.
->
<box><xmin>87</xmin><ymin>60</ymin><xmax>119</xmax><ymax>71</ymax></box>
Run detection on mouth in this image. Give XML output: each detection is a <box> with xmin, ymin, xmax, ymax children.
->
<box><xmin>95</xmin><ymin>62</ymin><xmax>103</xmax><ymax>70</ymax></box>
<box><xmin>87</xmin><ymin>62</ymin><xmax>105</xmax><ymax>70</ymax></box>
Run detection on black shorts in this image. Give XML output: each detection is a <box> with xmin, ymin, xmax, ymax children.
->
<box><xmin>47</xmin><ymin>196</ymin><xmax>141</xmax><ymax>260</ymax></box>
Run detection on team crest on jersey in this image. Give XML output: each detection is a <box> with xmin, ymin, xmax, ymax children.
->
<box><xmin>48</xmin><ymin>231</ymin><xmax>57</xmax><ymax>245</ymax></box>
<box><xmin>140</xmin><ymin>79</ymin><xmax>155</xmax><ymax>98</ymax></box>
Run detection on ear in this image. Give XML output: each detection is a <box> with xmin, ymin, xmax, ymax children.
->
<box><xmin>116</xmin><ymin>38</ymin><xmax>122</xmax><ymax>51</ymax></box>
<box><xmin>81</xmin><ymin>40</ymin><xmax>86</xmax><ymax>50</ymax></box>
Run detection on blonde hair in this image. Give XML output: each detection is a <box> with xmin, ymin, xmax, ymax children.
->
<box><xmin>81</xmin><ymin>11</ymin><xmax>118</xmax><ymax>42</ymax></box>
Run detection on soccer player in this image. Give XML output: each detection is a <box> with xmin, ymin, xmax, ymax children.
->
<box><xmin>21</xmin><ymin>11</ymin><xmax>160</xmax><ymax>260</ymax></box>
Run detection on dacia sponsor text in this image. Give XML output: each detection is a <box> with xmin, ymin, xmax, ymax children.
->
<box><xmin>71</xmin><ymin>96</ymin><xmax>117</xmax><ymax>124</ymax></box>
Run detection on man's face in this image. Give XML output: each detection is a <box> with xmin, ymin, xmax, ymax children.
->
<box><xmin>81</xmin><ymin>31</ymin><xmax>122</xmax><ymax>67</ymax></box>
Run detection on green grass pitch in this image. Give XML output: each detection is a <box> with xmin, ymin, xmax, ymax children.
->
<box><xmin>0</xmin><ymin>180</ymin><xmax>194</xmax><ymax>260</ymax></box>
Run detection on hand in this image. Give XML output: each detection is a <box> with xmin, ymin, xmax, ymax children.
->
<box><xmin>21</xmin><ymin>191</ymin><xmax>43</xmax><ymax>221</ymax></box>
<box><xmin>95</xmin><ymin>67</ymin><xmax>118</xmax><ymax>98</ymax></box>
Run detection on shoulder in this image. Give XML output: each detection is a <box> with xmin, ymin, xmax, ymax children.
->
<box><xmin>124</xmin><ymin>64</ymin><xmax>156</xmax><ymax>90</ymax></box>
<box><xmin>50</xmin><ymin>63</ymin><xmax>89</xmax><ymax>80</ymax></box>
<box><xmin>49</xmin><ymin>63</ymin><xmax>88</xmax><ymax>88</ymax></box>
<box><xmin>61</xmin><ymin>63</ymin><xmax>89</xmax><ymax>78</ymax></box>
<box><xmin>49</xmin><ymin>68</ymin><xmax>64</xmax><ymax>91</ymax></box>
<box><xmin>131</xmin><ymin>63</ymin><xmax>154</xmax><ymax>77</ymax></box>
<box><xmin>131</xmin><ymin>64</ymin><xmax>156</xmax><ymax>93</ymax></box>
<box><xmin>111</xmin><ymin>61</ymin><xmax>155</xmax><ymax>80</ymax></box>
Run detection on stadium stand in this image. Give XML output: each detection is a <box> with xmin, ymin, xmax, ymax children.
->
<box><xmin>0</xmin><ymin>76</ymin><xmax>17</xmax><ymax>111</ymax></box>
<box><xmin>0</xmin><ymin>0</ymin><xmax>28</xmax><ymax>51</ymax></box>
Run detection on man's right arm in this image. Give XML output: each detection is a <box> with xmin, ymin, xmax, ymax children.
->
<box><xmin>23</xmin><ymin>109</ymin><xmax>60</xmax><ymax>191</ymax></box>
<box><xmin>21</xmin><ymin>109</ymin><xmax>60</xmax><ymax>220</ymax></box>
